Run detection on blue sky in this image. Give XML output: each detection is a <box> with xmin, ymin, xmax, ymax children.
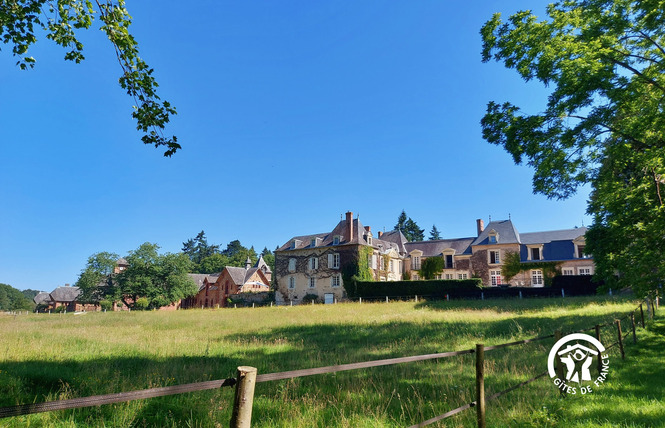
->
<box><xmin>0</xmin><ymin>1</ymin><xmax>591</xmax><ymax>291</ymax></box>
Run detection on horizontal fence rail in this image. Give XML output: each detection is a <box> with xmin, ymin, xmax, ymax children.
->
<box><xmin>0</xmin><ymin>378</ymin><xmax>237</xmax><ymax>419</ymax></box>
<box><xmin>0</xmin><ymin>301</ymin><xmax>653</xmax><ymax>428</ymax></box>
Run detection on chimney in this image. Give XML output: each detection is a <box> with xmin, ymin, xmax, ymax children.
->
<box><xmin>65</xmin><ymin>283</ymin><xmax>70</xmax><ymax>287</ymax></box>
<box><xmin>476</xmin><ymin>219</ymin><xmax>485</xmax><ymax>236</ymax></box>
<box><xmin>365</xmin><ymin>226</ymin><xmax>371</xmax><ymax>232</ymax></box>
<box><xmin>378</xmin><ymin>231</ymin><xmax>383</xmax><ymax>238</ymax></box>
<box><xmin>345</xmin><ymin>211</ymin><xmax>354</xmax><ymax>242</ymax></box>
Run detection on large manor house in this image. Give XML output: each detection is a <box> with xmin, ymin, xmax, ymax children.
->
<box><xmin>35</xmin><ymin>211</ymin><xmax>593</xmax><ymax>310</ymax></box>
<box><xmin>274</xmin><ymin>212</ymin><xmax>593</xmax><ymax>304</ymax></box>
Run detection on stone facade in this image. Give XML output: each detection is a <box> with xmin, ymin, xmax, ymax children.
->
<box><xmin>276</xmin><ymin>213</ymin><xmax>595</xmax><ymax>299</ymax></box>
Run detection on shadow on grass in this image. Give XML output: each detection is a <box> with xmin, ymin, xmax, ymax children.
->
<box><xmin>0</xmin><ymin>300</ymin><xmax>647</xmax><ymax>427</ymax></box>
<box><xmin>542</xmin><ymin>314</ymin><xmax>665</xmax><ymax>428</ymax></box>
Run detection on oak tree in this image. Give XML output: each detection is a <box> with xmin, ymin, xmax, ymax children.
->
<box><xmin>481</xmin><ymin>0</ymin><xmax>665</xmax><ymax>296</ymax></box>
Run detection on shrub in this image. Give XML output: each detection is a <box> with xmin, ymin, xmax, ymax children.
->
<box><xmin>99</xmin><ymin>300</ymin><xmax>113</xmax><ymax>311</ymax></box>
<box><xmin>347</xmin><ymin>279</ymin><xmax>483</xmax><ymax>298</ymax></box>
<box><xmin>134</xmin><ymin>297</ymin><xmax>149</xmax><ymax>310</ymax></box>
<box><xmin>301</xmin><ymin>293</ymin><xmax>321</xmax><ymax>304</ymax></box>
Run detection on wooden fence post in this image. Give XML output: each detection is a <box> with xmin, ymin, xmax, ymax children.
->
<box><xmin>640</xmin><ymin>303</ymin><xmax>645</xmax><ymax>328</ymax></box>
<box><xmin>630</xmin><ymin>313</ymin><xmax>637</xmax><ymax>344</ymax></box>
<box><xmin>554</xmin><ymin>330</ymin><xmax>566</xmax><ymax>397</ymax></box>
<box><xmin>475</xmin><ymin>344</ymin><xmax>485</xmax><ymax>428</ymax></box>
<box><xmin>615</xmin><ymin>320</ymin><xmax>625</xmax><ymax>360</ymax></box>
<box><xmin>230</xmin><ymin>366</ymin><xmax>258</xmax><ymax>428</ymax></box>
<box><xmin>594</xmin><ymin>325</ymin><xmax>602</xmax><ymax>375</ymax></box>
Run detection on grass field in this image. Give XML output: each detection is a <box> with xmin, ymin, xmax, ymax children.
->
<box><xmin>0</xmin><ymin>296</ymin><xmax>661</xmax><ymax>427</ymax></box>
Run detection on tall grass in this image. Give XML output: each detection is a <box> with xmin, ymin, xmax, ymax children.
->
<box><xmin>0</xmin><ymin>296</ymin><xmax>651</xmax><ymax>427</ymax></box>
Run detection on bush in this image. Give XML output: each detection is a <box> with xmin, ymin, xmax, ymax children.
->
<box><xmin>151</xmin><ymin>296</ymin><xmax>169</xmax><ymax>309</ymax></box>
<box><xmin>347</xmin><ymin>279</ymin><xmax>483</xmax><ymax>298</ymax></box>
<box><xmin>99</xmin><ymin>300</ymin><xmax>113</xmax><ymax>311</ymax></box>
<box><xmin>134</xmin><ymin>297</ymin><xmax>149</xmax><ymax>310</ymax></box>
<box><xmin>301</xmin><ymin>293</ymin><xmax>321</xmax><ymax>304</ymax></box>
<box><xmin>551</xmin><ymin>275</ymin><xmax>602</xmax><ymax>295</ymax></box>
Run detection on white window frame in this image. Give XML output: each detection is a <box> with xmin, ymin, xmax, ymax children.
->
<box><xmin>413</xmin><ymin>273</ymin><xmax>420</xmax><ymax>280</ymax></box>
<box><xmin>444</xmin><ymin>273</ymin><xmax>454</xmax><ymax>280</ymax></box>
<box><xmin>412</xmin><ymin>256</ymin><xmax>421</xmax><ymax>270</ymax></box>
<box><xmin>490</xmin><ymin>270</ymin><xmax>503</xmax><ymax>286</ymax></box>
<box><xmin>308</xmin><ymin>277</ymin><xmax>316</xmax><ymax>288</ymax></box>
<box><xmin>288</xmin><ymin>276</ymin><xmax>296</xmax><ymax>289</ymax></box>
<box><xmin>333</xmin><ymin>235</ymin><xmax>340</xmax><ymax>245</ymax></box>
<box><xmin>331</xmin><ymin>274</ymin><xmax>341</xmax><ymax>288</ymax></box>
<box><xmin>458</xmin><ymin>273</ymin><xmax>468</xmax><ymax>280</ymax></box>
<box><xmin>531</xmin><ymin>269</ymin><xmax>543</xmax><ymax>286</ymax></box>
<box><xmin>562</xmin><ymin>268</ymin><xmax>574</xmax><ymax>276</ymax></box>
<box><xmin>579</xmin><ymin>267</ymin><xmax>593</xmax><ymax>275</ymax></box>
<box><xmin>308</xmin><ymin>257</ymin><xmax>318</xmax><ymax>271</ymax></box>
<box><xmin>489</xmin><ymin>250</ymin><xmax>501</xmax><ymax>264</ymax></box>
<box><xmin>328</xmin><ymin>253</ymin><xmax>340</xmax><ymax>269</ymax></box>
<box><xmin>288</xmin><ymin>258</ymin><xmax>296</xmax><ymax>272</ymax></box>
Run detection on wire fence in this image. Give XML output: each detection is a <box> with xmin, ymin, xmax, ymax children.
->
<box><xmin>0</xmin><ymin>299</ymin><xmax>656</xmax><ymax>427</ymax></box>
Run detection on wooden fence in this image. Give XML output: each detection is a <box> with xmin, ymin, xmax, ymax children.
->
<box><xmin>0</xmin><ymin>300</ymin><xmax>657</xmax><ymax>427</ymax></box>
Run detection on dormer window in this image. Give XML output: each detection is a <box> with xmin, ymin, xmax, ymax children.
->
<box><xmin>311</xmin><ymin>238</ymin><xmax>317</xmax><ymax>247</ymax></box>
<box><xmin>573</xmin><ymin>236</ymin><xmax>587</xmax><ymax>259</ymax></box>
<box><xmin>443</xmin><ymin>249</ymin><xmax>455</xmax><ymax>269</ymax></box>
<box><xmin>488</xmin><ymin>229</ymin><xmax>499</xmax><ymax>244</ymax></box>
<box><xmin>291</xmin><ymin>239</ymin><xmax>301</xmax><ymax>250</ymax></box>
<box><xmin>527</xmin><ymin>245</ymin><xmax>544</xmax><ymax>261</ymax></box>
<box><xmin>333</xmin><ymin>235</ymin><xmax>340</xmax><ymax>245</ymax></box>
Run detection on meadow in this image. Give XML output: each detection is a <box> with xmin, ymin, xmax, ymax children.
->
<box><xmin>0</xmin><ymin>296</ymin><xmax>662</xmax><ymax>427</ymax></box>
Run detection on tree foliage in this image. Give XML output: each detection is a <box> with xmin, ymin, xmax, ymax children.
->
<box><xmin>481</xmin><ymin>0</ymin><xmax>665</xmax><ymax>297</ymax></box>
<box><xmin>75</xmin><ymin>251</ymin><xmax>119</xmax><ymax>303</ymax></box>
<box><xmin>0</xmin><ymin>283</ymin><xmax>34</xmax><ymax>311</ymax></box>
<box><xmin>419</xmin><ymin>257</ymin><xmax>445</xmax><ymax>280</ymax></box>
<box><xmin>501</xmin><ymin>251</ymin><xmax>560</xmax><ymax>286</ymax></box>
<box><xmin>1</xmin><ymin>0</ymin><xmax>179</xmax><ymax>155</ymax></box>
<box><xmin>429</xmin><ymin>224</ymin><xmax>441</xmax><ymax>240</ymax></box>
<box><xmin>181</xmin><ymin>232</ymin><xmax>260</xmax><ymax>274</ymax></box>
<box><xmin>393</xmin><ymin>210</ymin><xmax>425</xmax><ymax>242</ymax></box>
<box><xmin>182</xmin><ymin>231</ymin><xmax>219</xmax><ymax>265</ymax></box>
<box><xmin>75</xmin><ymin>244</ymin><xmax>196</xmax><ymax>309</ymax></box>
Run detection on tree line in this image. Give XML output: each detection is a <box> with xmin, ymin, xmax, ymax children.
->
<box><xmin>393</xmin><ymin>210</ymin><xmax>442</xmax><ymax>242</ymax></box>
<box><xmin>74</xmin><ymin>231</ymin><xmax>274</xmax><ymax>310</ymax></box>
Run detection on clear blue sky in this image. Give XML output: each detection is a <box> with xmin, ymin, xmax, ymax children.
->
<box><xmin>0</xmin><ymin>1</ymin><xmax>590</xmax><ymax>292</ymax></box>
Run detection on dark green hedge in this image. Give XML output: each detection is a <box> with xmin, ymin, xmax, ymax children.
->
<box><xmin>551</xmin><ymin>275</ymin><xmax>603</xmax><ymax>295</ymax></box>
<box><xmin>347</xmin><ymin>279</ymin><xmax>483</xmax><ymax>298</ymax></box>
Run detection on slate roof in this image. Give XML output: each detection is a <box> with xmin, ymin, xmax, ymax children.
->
<box><xmin>255</xmin><ymin>255</ymin><xmax>272</xmax><ymax>273</ymax></box>
<box><xmin>226</xmin><ymin>267</ymin><xmax>261</xmax><ymax>285</ymax></box>
<box><xmin>34</xmin><ymin>292</ymin><xmax>51</xmax><ymax>305</ymax></box>
<box><xmin>405</xmin><ymin>238</ymin><xmax>475</xmax><ymax>256</ymax></box>
<box><xmin>277</xmin><ymin>216</ymin><xmax>369</xmax><ymax>251</ymax></box>
<box><xmin>472</xmin><ymin>220</ymin><xmax>521</xmax><ymax>246</ymax></box>
<box><xmin>187</xmin><ymin>273</ymin><xmax>220</xmax><ymax>291</ymax></box>
<box><xmin>371</xmin><ymin>237</ymin><xmax>401</xmax><ymax>254</ymax></box>
<box><xmin>378</xmin><ymin>230</ymin><xmax>408</xmax><ymax>254</ymax></box>
<box><xmin>519</xmin><ymin>227</ymin><xmax>588</xmax><ymax>262</ymax></box>
<box><xmin>520</xmin><ymin>227</ymin><xmax>587</xmax><ymax>244</ymax></box>
<box><xmin>50</xmin><ymin>286</ymin><xmax>81</xmax><ymax>302</ymax></box>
